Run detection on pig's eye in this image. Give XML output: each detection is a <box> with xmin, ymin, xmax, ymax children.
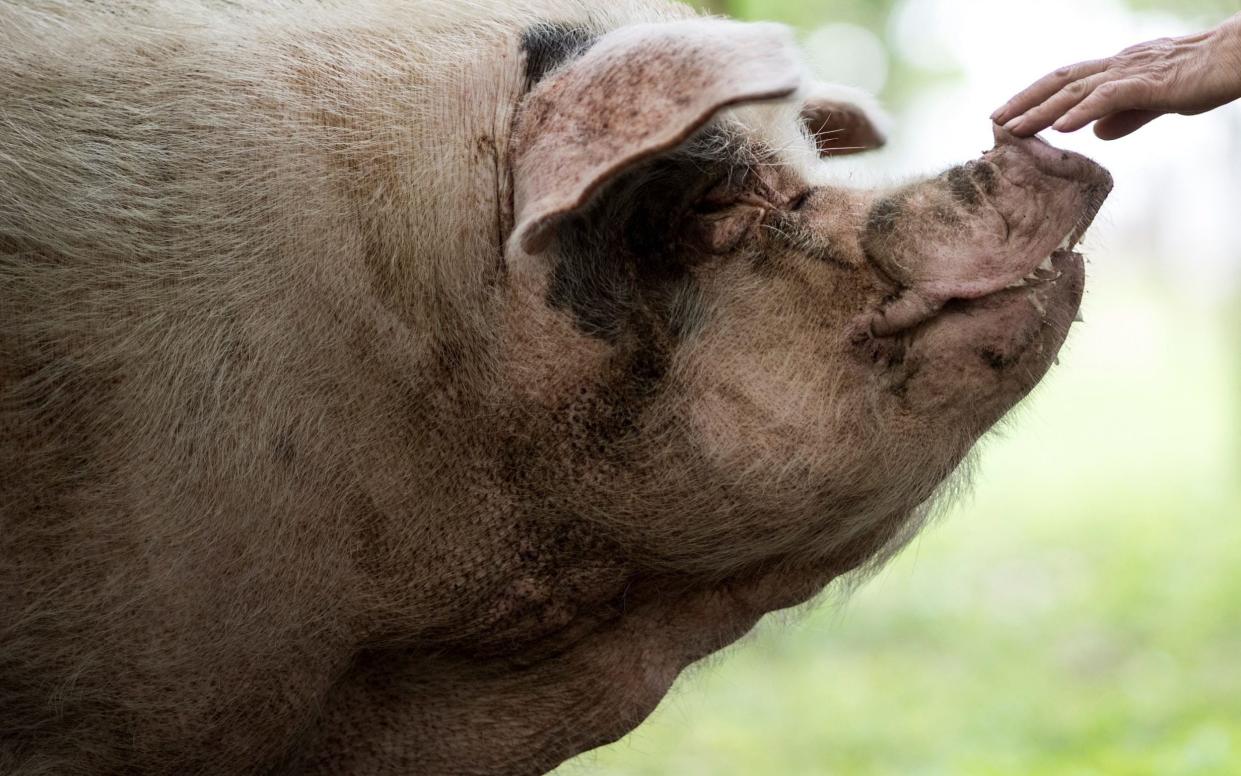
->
<box><xmin>685</xmin><ymin>201</ymin><xmax>767</xmax><ymax>255</ymax></box>
<box><xmin>691</xmin><ymin>198</ymin><xmax>735</xmax><ymax>217</ymax></box>
<box><xmin>789</xmin><ymin>190</ymin><xmax>812</xmax><ymax>212</ymax></box>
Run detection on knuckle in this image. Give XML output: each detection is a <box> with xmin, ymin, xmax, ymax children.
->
<box><xmin>1055</xmin><ymin>59</ymin><xmax>1103</xmax><ymax>80</ymax></box>
<box><xmin>1125</xmin><ymin>38</ymin><xmax>1173</xmax><ymax>61</ymax></box>
<box><xmin>1095</xmin><ymin>81</ymin><xmax>1122</xmax><ymax>98</ymax></box>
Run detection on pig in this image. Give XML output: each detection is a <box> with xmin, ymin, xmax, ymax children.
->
<box><xmin>0</xmin><ymin>0</ymin><xmax>1112</xmax><ymax>774</ymax></box>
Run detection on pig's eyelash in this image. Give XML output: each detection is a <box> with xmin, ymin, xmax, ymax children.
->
<box><xmin>808</xmin><ymin>127</ymin><xmax>848</xmax><ymax>147</ymax></box>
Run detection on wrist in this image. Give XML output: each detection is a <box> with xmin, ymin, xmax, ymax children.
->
<box><xmin>1204</xmin><ymin>14</ymin><xmax>1241</xmax><ymax>104</ymax></box>
<box><xmin>1209</xmin><ymin>14</ymin><xmax>1241</xmax><ymax>59</ymax></box>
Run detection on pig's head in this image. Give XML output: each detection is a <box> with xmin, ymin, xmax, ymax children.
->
<box><xmin>495</xmin><ymin>18</ymin><xmax>1111</xmax><ymax>583</ymax></box>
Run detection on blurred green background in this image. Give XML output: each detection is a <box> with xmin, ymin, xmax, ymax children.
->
<box><xmin>557</xmin><ymin>0</ymin><xmax>1241</xmax><ymax>774</ymax></box>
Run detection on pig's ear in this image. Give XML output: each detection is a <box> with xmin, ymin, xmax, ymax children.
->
<box><xmin>510</xmin><ymin>20</ymin><xmax>803</xmax><ymax>255</ymax></box>
<box><xmin>800</xmin><ymin>83</ymin><xmax>890</xmax><ymax>157</ymax></box>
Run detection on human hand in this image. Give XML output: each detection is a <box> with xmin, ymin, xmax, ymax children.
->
<box><xmin>992</xmin><ymin>13</ymin><xmax>1241</xmax><ymax>140</ymax></box>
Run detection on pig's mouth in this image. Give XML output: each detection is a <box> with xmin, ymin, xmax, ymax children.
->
<box><xmin>855</xmin><ymin>244</ymin><xmax>1086</xmax><ymax>404</ymax></box>
<box><xmin>857</xmin><ymin>130</ymin><xmax>1110</xmax><ymax>394</ymax></box>
<box><xmin>864</xmin><ymin>224</ymin><xmax>1092</xmax><ymax>343</ymax></box>
<box><xmin>946</xmin><ymin>245</ymin><xmax>1085</xmax><ymax>334</ymax></box>
<box><xmin>854</xmin><ymin>207</ymin><xmax>1099</xmax><ymax>403</ymax></box>
<box><xmin>997</xmin><ymin>230</ymin><xmax>1088</xmax><ymax>311</ymax></box>
<box><xmin>860</xmin><ymin>128</ymin><xmax>1111</xmax><ymax>349</ymax></box>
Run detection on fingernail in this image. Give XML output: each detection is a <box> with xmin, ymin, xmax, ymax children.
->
<box><xmin>990</xmin><ymin>108</ymin><xmax>1003</xmax><ymax>121</ymax></box>
<box><xmin>1003</xmin><ymin>116</ymin><xmax>1023</xmax><ymax>131</ymax></box>
<box><xmin>1052</xmin><ymin>118</ymin><xmax>1067</xmax><ymax>131</ymax></box>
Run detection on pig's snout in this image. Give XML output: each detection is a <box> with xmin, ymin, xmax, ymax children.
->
<box><xmin>991</xmin><ymin>124</ymin><xmax>1114</xmax><ymax>193</ymax></box>
<box><xmin>859</xmin><ymin>126</ymin><xmax>1113</xmax><ymax>339</ymax></box>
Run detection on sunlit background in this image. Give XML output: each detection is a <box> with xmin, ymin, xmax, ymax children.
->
<box><xmin>558</xmin><ymin>0</ymin><xmax>1241</xmax><ymax>773</ymax></box>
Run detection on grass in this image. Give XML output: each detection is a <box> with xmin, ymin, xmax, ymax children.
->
<box><xmin>556</xmin><ymin>276</ymin><xmax>1241</xmax><ymax>775</ymax></box>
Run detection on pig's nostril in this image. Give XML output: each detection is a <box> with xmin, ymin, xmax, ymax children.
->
<box><xmin>971</xmin><ymin>161</ymin><xmax>1000</xmax><ymax>196</ymax></box>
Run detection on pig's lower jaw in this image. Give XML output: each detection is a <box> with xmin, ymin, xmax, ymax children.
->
<box><xmin>859</xmin><ymin>250</ymin><xmax>1084</xmax><ymax>407</ymax></box>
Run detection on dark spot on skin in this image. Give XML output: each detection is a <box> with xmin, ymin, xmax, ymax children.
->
<box><xmin>885</xmin><ymin>355</ymin><xmax>920</xmax><ymax>399</ymax></box>
<box><xmin>979</xmin><ymin>346</ymin><xmax>1015</xmax><ymax>371</ymax></box>
<box><xmin>571</xmin><ymin>326</ymin><xmax>671</xmax><ymax>457</ymax></box>
<box><xmin>546</xmin><ymin>233</ymin><xmax>633</xmax><ymax>342</ymax></box>
<box><xmin>864</xmin><ymin>196</ymin><xmax>903</xmax><ymax>237</ymax></box>
<box><xmin>547</xmin><ymin>128</ymin><xmax>737</xmax><ymax>342</ymax></box>
<box><xmin>520</xmin><ymin>23</ymin><xmax>598</xmax><ymax>93</ymax></box>
<box><xmin>525</xmin><ymin>123</ymin><xmax>733</xmax><ymax>484</ymax></box>
<box><xmin>972</xmin><ymin>162</ymin><xmax>999</xmax><ymax>196</ymax></box>
<box><xmin>945</xmin><ymin>166</ymin><xmax>981</xmax><ymax>208</ymax></box>
<box><xmin>618</xmin><ymin>326</ymin><xmax>668</xmax><ymax>391</ymax></box>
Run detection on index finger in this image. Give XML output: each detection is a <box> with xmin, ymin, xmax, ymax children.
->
<box><xmin>992</xmin><ymin>58</ymin><xmax>1110</xmax><ymax>124</ymax></box>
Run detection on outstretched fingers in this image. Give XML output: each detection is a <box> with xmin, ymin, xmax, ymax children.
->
<box><xmin>1052</xmin><ymin>78</ymin><xmax>1147</xmax><ymax>132</ymax></box>
<box><xmin>992</xmin><ymin>59</ymin><xmax>1110</xmax><ymax>126</ymax></box>
<box><xmin>1001</xmin><ymin>72</ymin><xmax>1114</xmax><ymax>136</ymax></box>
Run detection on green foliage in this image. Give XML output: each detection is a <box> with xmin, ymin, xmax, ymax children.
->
<box><xmin>689</xmin><ymin>0</ymin><xmax>1237</xmax><ymax>27</ymax></box>
<box><xmin>686</xmin><ymin>0</ymin><xmax>1239</xmax><ymax>103</ymax></box>
<box><xmin>688</xmin><ymin>0</ymin><xmax>898</xmax><ymax>29</ymax></box>
<box><xmin>1127</xmin><ymin>0</ymin><xmax>1237</xmax><ymax>25</ymax></box>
